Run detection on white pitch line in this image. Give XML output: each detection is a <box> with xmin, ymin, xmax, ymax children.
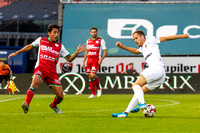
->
<box><xmin>150</xmin><ymin>99</ymin><xmax>180</xmax><ymax>107</ymax></box>
<box><xmin>0</xmin><ymin>97</ymin><xmax>24</xmax><ymax>103</ymax></box>
<box><xmin>0</xmin><ymin>97</ymin><xmax>180</xmax><ymax>115</ymax></box>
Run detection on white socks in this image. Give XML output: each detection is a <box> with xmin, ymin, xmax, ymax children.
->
<box><xmin>124</xmin><ymin>95</ymin><xmax>138</xmax><ymax>113</ymax></box>
<box><xmin>133</xmin><ymin>85</ymin><xmax>145</xmax><ymax>104</ymax></box>
<box><xmin>124</xmin><ymin>85</ymin><xmax>145</xmax><ymax>113</ymax></box>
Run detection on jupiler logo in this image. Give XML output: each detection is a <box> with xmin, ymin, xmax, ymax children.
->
<box><xmin>59</xmin><ymin>73</ymin><xmax>85</xmax><ymax>95</ymax></box>
<box><xmin>107</xmin><ymin>19</ymin><xmax>200</xmax><ymax>39</ymax></box>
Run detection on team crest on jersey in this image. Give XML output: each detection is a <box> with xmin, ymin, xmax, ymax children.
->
<box><xmin>96</xmin><ymin>41</ymin><xmax>99</xmax><ymax>43</ymax></box>
<box><xmin>55</xmin><ymin>43</ymin><xmax>59</xmax><ymax>47</ymax></box>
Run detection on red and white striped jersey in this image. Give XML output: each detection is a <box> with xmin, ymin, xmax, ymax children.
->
<box><xmin>32</xmin><ymin>37</ymin><xmax>70</xmax><ymax>73</ymax></box>
<box><xmin>86</xmin><ymin>37</ymin><xmax>107</xmax><ymax>59</ymax></box>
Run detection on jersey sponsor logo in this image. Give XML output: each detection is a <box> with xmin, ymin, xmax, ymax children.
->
<box><xmin>87</xmin><ymin>45</ymin><xmax>100</xmax><ymax>49</ymax></box>
<box><xmin>40</xmin><ymin>54</ymin><xmax>56</xmax><ymax>61</ymax></box>
<box><xmin>88</xmin><ymin>51</ymin><xmax>97</xmax><ymax>55</ymax></box>
<box><xmin>41</xmin><ymin>40</ymin><xmax>50</xmax><ymax>44</ymax></box>
<box><xmin>41</xmin><ymin>45</ymin><xmax>59</xmax><ymax>55</ymax></box>
<box><xmin>59</xmin><ymin>73</ymin><xmax>85</xmax><ymax>95</ymax></box>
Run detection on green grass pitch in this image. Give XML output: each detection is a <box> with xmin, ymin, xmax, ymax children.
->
<box><xmin>0</xmin><ymin>94</ymin><xmax>200</xmax><ymax>133</ymax></box>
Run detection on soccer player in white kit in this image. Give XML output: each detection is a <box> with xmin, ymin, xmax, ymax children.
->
<box><xmin>112</xmin><ymin>30</ymin><xmax>189</xmax><ymax>117</ymax></box>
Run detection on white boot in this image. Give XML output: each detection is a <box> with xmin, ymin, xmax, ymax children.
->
<box><xmin>88</xmin><ymin>94</ymin><xmax>96</xmax><ymax>98</ymax></box>
<box><xmin>97</xmin><ymin>89</ymin><xmax>102</xmax><ymax>97</ymax></box>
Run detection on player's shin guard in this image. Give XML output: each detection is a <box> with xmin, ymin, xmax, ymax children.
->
<box><xmin>26</xmin><ymin>86</ymin><xmax>36</xmax><ymax>106</ymax></box>
<box><xmin>89</xmin><ymin>79</ymin><xmax>95</xmax><ymax>95</ymax></box>
<box><xmin>133</xmin><ymin>85</ymin><xmax>145</xmax><ymax>104</ymax></box>
<box><xmin>51</xmin><ymin>96</ymin><xmax>63</xmax><ymax>108</ymax></box>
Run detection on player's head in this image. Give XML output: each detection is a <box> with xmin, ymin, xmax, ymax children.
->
<box><xmin>90</xmin><ymin>27</ymin><xmax>98</xmax><ymax>38</ymax></box>
<box><xmin>128</xmin><ymin>63</ymin><xmax>133</xmax><ymax>69</ymax></box>
<box><xmin>132</xmin><ymin>30</ymin><xmax>146</xmax><ymax>47</ymax></box>
<box><xmin>0</xmin><ymin>60</ymin><xmax>5</xmax><ymax>68</ymax></box>
<box><xmin>47</xmin><ymin>24</ymin><xmax>60</xmax><ymax>42</ymax></box>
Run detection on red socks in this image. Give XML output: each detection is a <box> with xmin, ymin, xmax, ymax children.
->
<box><xmin>89</xmin><ymin>79</ymin><xmax>96</xmax><ymax>95</ymax></box>
<box><xmin>8</xmin><ymin>88</ymin><xmax>11</xmax><ymax>94</ymax></box>
<box><xmin>95</xmin><ymin>77</ymin><xmax>101</xmax><ymax>90</ymax></box>
<box><xmin>51</xmin><ymin>96</ymin><xmax>63</xmax><ymax>108</ymax></box>
<box><xmin>89</xmin><ymin>76</ymin><xmax>101</xmax><ymax>95</ymax></box>
<box><xmin>26</xmin><ymin>89</ymin><xmax>35</xmax><ymax>106</ymax></box>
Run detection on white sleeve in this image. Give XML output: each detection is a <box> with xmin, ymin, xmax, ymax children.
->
<box><xmin>101</xmin><ymin>39</ymin><xmax>107</xmax><ymax>50</ymax></box>
<box><xmin>31</xmin><ymin>37</ymin><xmax>41</xmax><ymax>47</ymax></box>
<box><xmin>138</xmin><ymin>47</ymin><xmax>142</xmax><ymax>53</ymax></box>
<box><xmin>86</xmin><ymin>40</ymin><xmax>89</xmax><ymax>50</ymax></box>
<box><xmin>150</xmin><ymin>36</ymin><xmax>160</xmax><ymax>44</ymax></box>
<box><xmin>60</xmin><ymin>44</ymin><xmax>70</xmax><ymax>58</ymax></box>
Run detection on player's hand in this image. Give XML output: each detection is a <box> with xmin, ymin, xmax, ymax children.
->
<box><xmin>116</xmin><ymin>42</ymin><xmax>123</xmax><ymax>48</ymax></box>
<box><xmin>184</xmin><ymin>33</ymin><xmax>190</xmax><ymax>38</ymax></box>
<box><xmin>8</xmin><ymin>52</ymin><xmax>18</xmax><ymax>59</ymax></box>
<box><xmin>76</xmin><ymin>44</ymin><xmax>86</xmax><ymax>53</ymax></box>
<box><xmin>98</xmin><ymin>59</ymin><xmax>102</xmax><ymax>65</ymax></box>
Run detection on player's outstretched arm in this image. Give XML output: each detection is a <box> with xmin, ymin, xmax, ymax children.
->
<box><xmin>116</xmin><ymin>41</ymin><xmax>140</xmax><ymax>55</ymax></box>
<box><xmin>159</xmin><ymin>33</ymin><xmax>190</xmax><ymax>42</ymax></box>
<box><xmin>66</xmin><ymin>44</ymin><xmax>86</xmax><ymax>62</ymax></box>
<box><xmin>8</xmin><ymin>44</ymin><xmax>34</xmax><ymax>59</ymax></box>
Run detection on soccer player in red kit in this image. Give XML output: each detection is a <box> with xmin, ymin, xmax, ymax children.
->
<box><xmin>8</xmin><ymin>24</ymin><xmax>86</xmax><ymax>114</ymax></box>
<box><xmin>82</xmin><ymin>27</ymin><xmax>107</xmax><ymax>98</ymax></box>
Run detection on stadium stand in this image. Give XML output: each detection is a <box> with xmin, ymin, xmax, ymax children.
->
<box><xmin>0</xmin><ymin>0</ymin><xmax>58</xmax><ymax>47</ymax></box>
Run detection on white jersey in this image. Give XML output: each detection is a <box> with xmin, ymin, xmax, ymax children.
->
<box><xmin>138</xmin><ymin>36</ymin><xmax>164</xmax><ymax>67</ymax></box>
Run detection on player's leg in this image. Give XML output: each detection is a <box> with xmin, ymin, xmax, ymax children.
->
<box><xmin>130</xmin><ymin>85</ymin><xmax>149</xmax><ymax>113</ymax></box>
<box><xmin>95</xmin><ymin>75</ymin><xmax>102</xmax><ymax>97</ymax></box>
<box><xmin>0</xmin><ymin>76</ymin><xmax>3</xmax><ymax>89</ymax></box>
<box><xmin>6</xmin><ymin>79</ymin><xmax>11</xmax><ymax>95</ymax></box>
<box><xmin>92</xmin><ymin>61</ymin><xmax>101</xmax><ymax>97</ymax></box>
<box><xmin>86</xmin><ymin>61</ymin><xmax>95</xmax><ymax>98</ymax></box>
<box><xmin>132</xmin><ymin>75</ymin><xmax>148</xmax><ymax>108</ymax></box>
<box><xmin>88</xmin><ymin>72</ymin><xmax>97</xmax><ymax>98</ymax></box>
<box><xmin>112</xmin><ymin>70</ymin><xmax>152</xmax><ymax>117</ymax></box>
<box><xmin>131</xmin><ymin>67</ymin><xmax>165</xmax><ymax>113</ymax></box>
<box><xmin>112</xmin><ymin>75</ymin><xmax>148</xmax><ymax>117</ymax></box>
<box><xmin>49</xmin><ymin>85</ymin><xmax>63</xmax><ymax>114</ymax></box>
<box><xmin>22</xmin><ymin>75</ymin><xmax>43</xmax><ymax>113</ymax></box>
<box><xmin>46</xmin><ymin>73</ymin><xmax>63</xmax><ymax>114</ymax></box>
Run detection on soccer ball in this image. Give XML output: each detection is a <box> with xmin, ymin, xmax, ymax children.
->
<box><xmin>142</xmin><ymin>104</ymin><xmax>156</xmax><ymax>117</ymax></box>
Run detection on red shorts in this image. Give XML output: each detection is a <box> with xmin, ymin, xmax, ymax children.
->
<box><xmin>86</xmin><ymin>58</ymin><xmax>99</xmax><ymax>75</ymax></box>
<box><xmin>33</xmin><ymin>67</ymin><xmax>61</xmax><ymax>86</ymax></box>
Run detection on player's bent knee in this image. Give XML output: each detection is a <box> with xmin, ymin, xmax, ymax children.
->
<box><xmin>57</xmin><ymin>93</ymin><xmax>64</xmax><ymax>100</ymax></box>
<box><xmin>89</xmin><ymin>74</ymin><xmax>96</xmax><ymax>80</ymax></box>
<box><xmin>132</xmin><ymin>84</ymin><xmax>141</xmax><ymax>91</ymax></box>
<box><xmin>57</xmin><ymin>95</ymin><xmax>63</xmax><ymax>101</ymax></box>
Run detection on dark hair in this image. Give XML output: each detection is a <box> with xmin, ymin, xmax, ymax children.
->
<box><xmin>132</xmin><ymin>30</ymin><xmax>145</xmax><ymax>37</ymax></box>
<box><xmin>90</xmin><ymin>27</ymin><xmax>98</xmax><ymax>32</ymax></box>
<box><xmin>48</xmin><ymin>24</ymin><xmax>60</xmax><ymax>33</ymax></box>
<box><xmin>129</xmin><ymin>63</ymin><xmax>133</xmax><ymax>66</ymax></box>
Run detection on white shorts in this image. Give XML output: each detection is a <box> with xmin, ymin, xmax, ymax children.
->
<box><xmin>140</xmin><ymin>66</ymin><xmax>166</xmax><ymax>90</ymax></box>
